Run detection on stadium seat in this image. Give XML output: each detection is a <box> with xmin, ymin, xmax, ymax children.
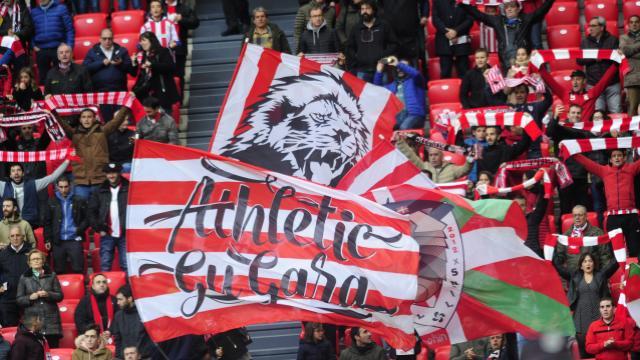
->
<box><xmin>550</xmin><ymin>70</ymin><xmax>574</xmax><ymax>95</ymax></box>
<box><xmin>547</xmin><ymin>47</ymin><xmax>580</xmax><ymax>71</ymax></box>
<box><xmin>90</xmin><ymin>271</ymin><xmax>127</xmax><ymax>293</ymax></box>
<box><xmin>58</xmin><ymin>299</ymin><xmax>80</xmax><ymax>325</ymax></box>
<box><xmin>74</xmin><ymin>37</ymin><xmax>98</xmax><ymax>64</ymax></box>
<box><xmin>50</xmin><ymin>348</ymin><xmax>74</xmax><ymax>360</ymax></box>
<box><xmin>546</xmin><ymin>25</ymin><xmax>581</xmax><ymax>48</ymax></box>
<box><xmin>427</xmin><ymin>57</ymin><xmax>443</xmax><ymax>81</ymax></box>
<box><xmin>547</xmin><ymin>215</ymin><xmax>557</xmax><ymax>234</ymax></box>
<box><xmin>73</xmin><ymin>13</ymin><xmax>108</xmax><ymax>38</ymax></box>
<box><xmin>623</xmin><ymin>1</ymin><xmax>640</xmax><ymax>19</ymax></box>
<box><xmin>560</xmin><ymin>212</ymin><xmax>599</xmax><ymax>233</ymax></box>
<box><xmin>59</xmin><ymin>324</ymin><xmax>78</xmax><ymax>349</ymax></box>
<box><xmin>113</xmin><ymin>33</ymin><xmax>140</xmax><ymax>56</ymax></box>
<box><xmin>584</xmin><ymin>0</ymin><xmax>619</xmax><ymax>23</ymax></box>
<box><xmin>427</xmin><ymin>79</ymin><xmax>462</xmax><ymax>105</ymax></box>
<box><xmin>111</xmin><ymin>10</ymin><xmax>146</xmax><ymax>35</ymax></box>
<box><xmin>430</xmin><ymin>102</ymin><xmax>462</xmax><ymax>127</ymax></box>
<box><xmin>58</xmin><ymin>274</ymin><xmax>86</xmax><ymax>301</ymax></box>
<box><xmin>545</xmin><ymin>2</ymin><xmax>579</xmax><ymax>26</ymax></box>
<box><xmin>90</xmin><ymin>247</ymin><xmax>122</xmax><ymax>273</ymax></box>
<box><xmin>426</xmin><ymin>35</ymin><xmax>436</xmax><ymax>57</ymax></box>
<box><xmin>33</xmin><ymin>227</ymin><xmax>46</xmax><ymax>252</ymax></box>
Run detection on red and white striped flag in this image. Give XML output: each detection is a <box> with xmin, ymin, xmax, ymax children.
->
<box><xmin>127</xmin><ymin>140</ymin><xmax>420</xmax><ymax>349</ymax></box>
<box><xmin>560</xmin><ymin>115</ymin><xmax>640</xmax><ymax>136</ymax></box>
<box><xmin>558</xmin><ymin>136</ymin><xmax>640</xmax><ymax>159</ymax></box>
<box><xmin>486</xmin><ymin>65</ymin><xmax>506</xmax><ymax>94</ymax></box>
<box><xmin>209</xmin><ymin>44</ymin><xmax>402</xmax><ymax>187</ymax></box>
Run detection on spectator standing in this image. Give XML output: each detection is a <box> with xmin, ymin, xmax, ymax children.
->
<box><xmin>432</xmin><ymin>0</ymin><xmax>473</xmax><ymax>79</ymax></box>
<box><xmin>294</xmin><ymin>0</ymin><xmax>336</xmax><ymax>46</ymax></box>
<box><xmin>460</xmin><ymin>48</ymin><xmax>492</xmax><ymax>108</ymax></box>
<box><xmin>131</xmin><ymin>32</ymin><xmax>180</xmax><ymax>114</ymax></box>
<box><xmin>476</xmin><ymin>126</ymin><xmax>530</xmax><ymax>175</ymax></box>
<box><xmin>0</xmin><ymin>226</ymin><xmax>31</xmax><ymax>327</ymax></box>
<box><xmin>521</xmin><ymin>0</ymin><xmax>543</xmax><ymax>49</ymax></box>
<box><xmin>0</xmin><ymin>160</ymin><xmax>68</xmax><ymax>228</ymax></box>
<box><xmin>335</xmin><ymin>0</ymin><xmax>362</xmax><ymax>47</ymax></box>
<box><xmin>297</xmin><ymin>322</ymin><xmax>336</xmax><ymax>360</ymax></box>
<box><xmin>0</xmin><ymin>198</ymin><xmax>35</xmax><ymax>248</ymax></box>
<box><xmin>0</xmin><ymin>0</ymin><xmax>33</xmax><ymax>50</ymax></box>
<box><xmin>242</xmin><ymin>7</ymin><xmax>291</xmax><ymax>54</ymax></box>
<box><xmin>345</xmin><ymin>0</ymin><xmax>397</xmax><ymax>82</ymax></box>
<box><xmin>31</xmin><ymin>0</ymin><xmax>74</xmax><ymax>84</ymax></box>
<box><xmin>379</xmin><ymin>0</ymin><xmax>429</xmax><ymax>62</ymax></box>
<box><xmin>73</xmin><ymin>323</ymin><xmax>114</xmax><ymax>360</ymax></box>
<box><xmin>8</xmin><ymin>313</ymin><xmax>46</xmax><ymax>360</ymax></box>
<box><xmin>137</xmin><ymin>96</ymin><xmax>178</xmax><ymax>144</ymax></box>
<box><xmin>513</xmin><ymin>185</ymin><xmax>548</xmax><ymax>257</ymax></box>
<box><xmin>16</xmin><ymin>249</ymin><xmax>63</xmax><ymax>347</ymax></box>
<box><xmin>74</xmin><ymin>274</ymin><xmax>118</xmax><ymax>343</ymax></box>
<box><xmin>3</xmin><ymin>123</ymin><xmax>50</xmax><ymax>179</ymax></box>
<box><xmin>578</xmin><ymin>17</ymin><xmax>621</xmax><ymax>114</ymax></box>
<box><xmin>339</xmin><ymin>327</ymin><xmax>385</xmax><ymax>360</ymax></box>
<box><xmin>59</xmin><ymin>108</ymin><xmax>129</xmax><ymax>200</ymax></box>
<box><xmin>89</xmin><ymin>163</ymin><xmax>128</xmax><ymax>273</ymax></box>
<box><xmin>221</xmin><ymin>0</ymin><xmax>249</xmax><ymax>36</ymax></box>
<box><xmin>107</xmin><ymin>117</ymin><xmax>135</xmax><ymax>173</ymax></box>
<box><xmin>165</xmin><ymin>0</ymin><xmax>200</xmax><ymax>84</ymax></box>
<box><xmin>502</xmin><ymin>84</ymin><xmax>552</xmax><ymax>159</ymax></box>
<box><xmin>7</xmin><ymin>67</ymin><xmax>44</xmax><ymax>112</ymax></box>
<box><xmin>297</xmin><ymin>4</ymin><xmax>341</xmax><ymax>56</ymax></box>
<box><xmin>586</xmin><ymin>298</ymin><xmax>634</xmax><ymax>359</ymax></box>
<box><xmin>110</xmin><ymin>285</ymin><xmax>156</xmax><ymax>359</ymax></box>
<box><xmin>479</xmin><ymin>4</ymin><xmax>499</xmax><ymax>53</ymax></box>
<box><xmin>44</xmin><ymin>43</ymin><xmax>92</xmax><ymax>96</ymax></box>
<box><xmin>42</xmin><ymin>176</ymin><xmax>88</xmax><ymax>275</ymax></box>
<box><xmin>374</xmin><ymin>56</ymin><xmax>425</xmax><ymax>130</ymax></box>
<box><xmin>621</xmin><ymin>15</ymin><xmax>640</xmax><ymax>116</ymax></box>
<box><xmin>141</xmin><ymin>0</ymin><xmax>179</xmax><ymax>50</ymax></box>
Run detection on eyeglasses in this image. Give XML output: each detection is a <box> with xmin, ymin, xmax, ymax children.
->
<box><xmin>101</xmin><ymin>37</ymin><xmax>113</xmax><ymax>40</ymax></box>
<box><xmin>29</xmin><ymin>258</ymin><xmax>44</xmax><ymax>262</ymax></box>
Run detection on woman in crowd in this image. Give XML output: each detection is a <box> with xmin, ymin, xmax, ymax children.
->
<box><xmin>552</xmin><ymin>251</ymin><xmax>618</xmax><ymax>358</ymax></box>
<box><xmin>296</xmin><ymin>322</ymin><xmax>336</xmax><ymax>360</ymax></box>
<box><xmin>7</xmin><ymin>67</ymin><xmax>44</xmax><ymax>111</ymax></box>
<box><xmin>16</xmin><ymin>249</ymin><xmax>64</xmax><ymax>348</ymax></box>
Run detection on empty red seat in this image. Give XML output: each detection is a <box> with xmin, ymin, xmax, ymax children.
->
<box><xmin>111</xmin><ymin>10</ymin><xmax>146</xmax><ymax>35</ymax></box>
<box><xmin>58</xmin><ymin>274</ymin><xmax>86</xmax><ymax>301</ymax></box>
<box><xmin>73</xmin><ymin>13</ymin><xmax>108</xmax><ymax>38</ymax></box>
<box><xmin>59</xmin><ymin>324</ymin><xmax>78</xmax><ymax>349</ymax></box>
<box><xmin>623</xmin><ymin>1</ymin><xmax>640</xmax><ymax>19</ymax></box>
<box><xmin>547</xmin><ymin>25</ymin><xmax>581</xmax><ymax>48</ymax></box>
<box><xmin>58</xmin><ymin>299</ymin><xmax>80</xmax><ymax>325</ymax></box>
<box><xmin>427</xmin><ymin>57</ymin><xmax>443</xmax><ymax>81</ymax></box>
<box><xmin>74</xmin><ymin>37</ymin><xmax>98</xmax><ymax>63</ymax></box>
<box><xmin>90</xmin><ymin>271</ymin><xmax>127</xmax><ymax>294</ymax></box>
<box><xmin>0</xmin><ymin>327</ymin><xmax>17</xmax><ymax>344</ymax></box>
<box><xmin>428</xmin><ymin>79</ymin><xmax>462</xmax><ymax>105</ymax></box>
<box><xmin>584</xmin><ymin>0</ymin><xmax>619</xmax><ymax>23</ymax></box>
<box><xmin>50</xmin><ymin>348</ymin><xmax>75</xmax><ymax>360</ymax></box>
<box><xmin>550</xmin><ymin>70</ymin><xmax>574</xmax><ymax>95</ymax></box>
<box><xmin>546</xmin><ymin>2</ymin><xmax>579</xmax><ymax>26</ymax></box>
<box><xmin>426</xmin><ymin>34</ymin><xmax>436</xmax><ymax>57</ymax></box>
<box><xmin>113</xmin><ymin>33</ymin><xmax>140</xmax><ymax>56</ymax></box>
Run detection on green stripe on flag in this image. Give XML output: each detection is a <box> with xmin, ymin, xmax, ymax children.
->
<box><xmin>467</xmin><ymin>199</ymin><xmax>513</xmax><ymax>222</ymax></box>
<box><xmin>463</xmin><ymin>270</ymin><xmax>575</xmax><ymax>335</ymax></box>
<box><xmin>630</xmin><ymin>263</ymin><xmax>640</xmax><ymax>278</ymax></box>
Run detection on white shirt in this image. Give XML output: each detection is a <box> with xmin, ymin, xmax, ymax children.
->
<box><xmin>109</xmin><ymin>186</ymin><xmax>121</xmax><ymax>237</ymax></box>
<box><xmin>100</xmin><ymin>46</ymin><xmax>114</xmax><ymax>60</ymax></box>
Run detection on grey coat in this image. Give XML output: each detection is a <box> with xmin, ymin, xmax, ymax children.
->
<box><xmin>16</xmin><ymin>269</ymin><xmax>63</xmax><ymax>337</ymax></box>
<box><xmin>621</xmin><ymin>32</ymin><xmax>640</xmax><ymax>88</ymax></box>
<box><xmin>136</xmin><ymin>112</ymin><xmax>178</xmax><ymax>145</ymax></box>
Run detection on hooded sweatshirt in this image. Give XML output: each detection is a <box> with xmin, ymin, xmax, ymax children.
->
<box><xmin>297</xmin><ymin>19</ymin><xmax>340</xmax><ymax>55</ymax></box>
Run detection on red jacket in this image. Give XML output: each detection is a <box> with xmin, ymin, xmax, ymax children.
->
<box><xmin>539</xmin><ymin>65</ymin><xmax>618</xmax><ymax>122</ymax></box>
<box><xmin>573</xmin><ymin>154</ymin><xmax>640</xmax><ymax>211</ymax></box>
<box><xmin>586</xmin><ymin>316</ymin><xmax>634</xmax><ymax>360</ymax></box>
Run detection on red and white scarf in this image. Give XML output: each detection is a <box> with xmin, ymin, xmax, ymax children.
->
<box><xmin>0</xmin><ymin>2</ymin><xmax>22</xmax><ymax>34</ymax></box>
<box><xmin>480</xmin><ymin>23</ymin><xmax>498</xmax><ymax>53</ymax></box>
<box><xmin>560</xmin><ymin>115</ymin><xmax>640</xmax><ymax>136</ymax></box>
<box><xmin>495</xmin><ymin>157</ymin><xmax>573</xmax><ymax>189</ymax></box>
<box><xmin>42</xmin><ymin>91</ymin><xmax>145</xmax><ymax>121</ymax></box>
<box><xmin>0</xmin><ymin>35</ymin><xmax>24</xmax><ymax>57</ymax></box>
<box><xmin>475</xmin><ymin>168</ymin><xmax>552</xmax><ymax>199</ymax></box>
<box><xmin>0</xmin><ymin>111</ymin><xmax>66</xmax><ymax>143</ymax></box>
<box><xmin>437</xmin><ymin>108</ymin><xmax>543</xmax><ymax>140</ymax></box>
<box><xmin>544</xmin><ymin>228</ymin><xmax>627</xmax><ymax>270</ymax></box>
<box><xmin>530</xmin><ymin>49</ymin><xmax>630</xmax><ymax>76</ymax></box>
<box><xmin>0</xmin><ymin>147</ymin><xmax>75</xmax><ymax>162</ymax></box>
<box><xmin>487</xmin><ymin>66</ymin><xmax>546</xmax><ymax>94</ymax></box>
<box><xmin>558</xmin><ymin>136</ymin><xmax>640</xmax><ymax>159</ymax></box>
<box><xmin>140</xmin><ymin>17</ymin><xmax>179</xmax><ymax>48</ymax></box>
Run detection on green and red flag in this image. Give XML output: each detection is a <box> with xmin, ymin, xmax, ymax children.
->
<box><xmin>620</xmin><ymin>262</ymin><xmax>640</xmax><ymax>324</ymax></box>
<box><xmin>364</xmin><ymin>185</ymin><xmax>575</xmax><ymax>347</ymax></box>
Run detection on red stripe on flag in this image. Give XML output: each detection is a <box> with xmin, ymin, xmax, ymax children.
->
<box><xmin>341</xmin><ymin>71</ymin><xmax>365</xmax><ymax>98</ymax></box>
<box><xmin>299</xmin><ymin>56</ymin><xmax>322</xmax><ymax>75</ymax></box>
<box><xmin>133</xmin><ymin>140</ymin><xmax>204</xmax><ymax>161</ymax></box>
<box><xmin>373</xmin><ymin>95</ymin><xmax>402</xmax><ymax>142</ymax></box>
<box><xmin>336</xmin><ymin>142</ymin><xmax>395</xmax><ymax>191</ymax></box>
<box><xmin>366</xmin><ymin>161</ymin><xmax>422</xmax><ymax>192</ymax></box>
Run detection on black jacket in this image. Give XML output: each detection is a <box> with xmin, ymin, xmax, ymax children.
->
<box><xmin>459</xmin><ymin>66</ymin><xmax>490</xmax><ymax>108</ymax></box>
<box><xmin>432</xmin><ymin>0</ymin><xmax>473</xmax><ymax>56</ymax></box>
<box><xmin>89</xmin><ymin>178</ymin><xmax>129</xmax><ymax>235</ymax></box>
<box><xmin>207</xmin><ymin>329</ymin><xmax>250</xmax><ymax>360</ymax></box>
<box><xmin>526</xmin><ymin>193</ymin><xmax>547</xmax><ymax>257</ymax></box>
<box><xmin>298</xmin><ymin>23</ymin><xmax>340</xmax><ymax>55</ymax></box>
<box><xmin>477</xmin><ymin>135</ymin><xmax>531</xmax><ymax>175</ymax></box>
<box><xmin>8</xmin><ymin>325</ymin><xmax>45</xmax><ymax>360</ymax></box>
<box><xmin>0</xmin><ymin>244</ymin><xmax>31</xmax><ymax>304</ymax></box>
<box><xmin>12</xmin><ymin>85</ymin><xmax>44</xmax><ymax>112</ymax></box>
<box><xmin>242</xmin><ymin>23</ymin><xmax>292</xmax><ymax>54</ymax></box>
<box><xmin>346</xmin><ymin>18</ymin><xmax>398</xmax><ymax>72</ymax></box>
<box><xmin>108</xmin><ymin>128</ymin><xmax>135</xmax><ymax>165</ymax></box>
<box><xmin>296</xmin><ymin>339</ymin><xmax>336</xmax><ymax>360</ymax></box>
<box><xmin>171</xmin><ymin>1</ymin><xmax>200</xmax><ymax>56</ymax></box>
<box><xmin>545</xmin><ymin>116</ymin><xmax>593</xmax><ymax>180</ymax></box>
<box><xmin>110</xmin><ymin>305</ymin><xmax>156</xmax><ymax>359</ymax></box>
<box><xmin>16</xmin><ymin>268</ymin><xmax>64</xmax><ymax>337</ymax></box>
<box><xmin>379</xmin><ymin>0</ymin><xmax>429</xmax><ymax>39</ymax></box>
<box><xmin>132</xmin><ymin>47</ymin><xmax>180</xmax><ymax>109</ymax></box>
<box><xmin>43</xmin><ymin>193</ymin><xmax>89</xmax><ymax>245</ymax></box>
<box><xmin>578</xmin><ymin>31</ymin><xmax>620</xmax><ymax>86</ymax></box>
<box><xmin>83</xmin><ymin>42</ymin><xmax>133</xmax><ymax>91</ymax></box>
<box><xmin>3</xmin><ymin>129</ymin><xmax>49</xmax><ymax>178</ymax></box>
<box><xmin>74</xmin><ymin>290</ymin><xmax>118</xmax><ymax>334</ymax></box>
<box><xmin>0</xmin><ymin>0</ymin><xmax>33</xmax><ymax>45</ymax></box>
<box><xmin>44</xmin><ymin>63</ymin><xmax>93</xmax><ymax>95</ymax></box>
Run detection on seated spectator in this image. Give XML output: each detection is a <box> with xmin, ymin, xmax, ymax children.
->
<box><xmin>42</xmin><ymin>176</ymin><xmax>88</xmax><ymax>274</ymax></box>
<box><xmin>339</xmin><ymin>327</ymin><xmax>385</xmax><ymax>360</ymax></box>
<box><xmin>31</xmin><ymin>0</ymin><xmax>74</xmax><ymax>84</ymax></box>
<box><xmin>460</xmin><ymin>48</ymin><xmax>493</xmax><ymax>109</ymax></box>
<box><xmin>297</xmin><ymin>4</ymin><xmax>341</xmax><ymax>56</ymax></box>
<box><xmin>6</xmin><ymin>67</ymin><xmax>44</xmax><ymax>111</ymax></box>
<box><xmin>297</xmin><ymin>322</ymin><xmax>336</xmax><ymax>360</ymax></box>
<box><xmin>294</xmin><ymin>0</ymin><xmax>336</xmax><ymax>45</ymax></box>
<box><xmin>8</xmin><ymin>312</ymin><xmax>46</xmax><ymax>360</ymax></box>
<box><xmin>165</xmin><ymin>0</ymin><xmax>200</xmax><ymax>84</ymax></box>
<box><xmin>374</xmin><ymin>56</ymin><xmax>425</xmax><ymax>130</ymax></box>
<box><xmin>432</xmin><ymin>0</ymin><xmax>473</xmax><ymax>79</ymax></box>
<box><xmin>554</xmin><ymin>205</ymin><xmax>609</xmax><ymax>273</ymax></box>
<box><xmin>579</xmin><ymin>17</ymin><xmax>621</xmax><ymax>114</ymax></box>
<box><xmin>111</xmin><ymin>284</ymin><xmax>156</xmax><ymax>359</ymax></box>
<box><xmin>131</xmin><ymin>32</ymin><xmax>180</xmax><ymax>114</ymax></box>
<box><xmin>477</xmin><ymin>126</ymin><xmax>530</xmax><ymax>175</ymax></box>
<box><xmin>108</xmin><ymin>117</ymin><xmax>136</xmax><ymax>173</ymax></box>
<box><xmin>0</xmin><ymin>161</ymin><xmax>68</xmax><ymax>228</ymax></box>
<box><xmin>460</xmin><ymin>0</ymin><xmax>554</xmax><ymax>69</ymax></box>
<box><xmin>345</xmin><ymin>0</ymin><xmax>397</xmax><ymax>82</ymax></box>
<box><xmin>220</xmin><ymin>0</ymin><xmax>249</xmax><ymax>36</ymax></box>
<box><xmin>44</xmin><ymin>43</ymin><xmax>92</xmax><ymax>97</ymax></box>
<box><xmin>621</xmin><ymin>15</ymin><xmax>640</xmax><ymax>116</ymax></box>
<box><xmin>141</xmin><ymin>0</ymin><xmax>179</xmax><ymax>51</ymax></box>
<box><xmin>75</xmin><ymin>274</ymin><xmax>118</xmax><ymax>343</ymax></box>
<box><xmin>586</xmin><ymin>297</ymin><xmax>634</xmax><ymax>359</ymax></box>
<box><xmin>242</xmin><ymin>6</ymin><xmax>291</xmax><ymax>54</ymax></box>
<box><xmin>0</xmin><ymin>0</ymin><xmax>33</xmax><ymax>50</ymax></box>
<box><xmin>123</xmin><ymin>346</ymin><xmax>142</xmax><ymax>360</ymax></box>
<box><xmin>396</xmin><ymin>135</ymin><xmax>472</xmax><ymax>183</ymax></box>
<box><xmin>16</xmin><ymin>249</ymin><xmax>63</xmax><ymax>347</ymax></box>
<box><xmin>58</xmin><ymin>108</ymin><xmax>129</xmax><ymax>200</ymax></box>
<box><xmin>0</xmin><ymin>225</ymin><xmax>31</xmax><ymax>327</ymax></box>
<box><xmin>137</xmin><ymin>96</ymin><xmax>178</xmax><ymax>144</ymax></box>
<box><xmin>336</xmin><ymin>0</ymin><xmax>362</xmax><ymax>48</ymax></box>
<box><xmin>73</xmin><ymin>323</ymin><xmax>114</xmax><ymax>360</ymax></box>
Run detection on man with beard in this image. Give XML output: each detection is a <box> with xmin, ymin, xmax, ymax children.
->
<box><xmin>0</xmin><ymin>198</ymin><xmax>35</xmax><ymax>248</ymax></box>
<box><xmin>339</xmin><ymin>327</ymin><xmax>385</xmax><ymax>360</ymax></box>
<box><xmin>110</xmin><ymin>284</ymin><xmax>156</xmax><ymax>359</ymax></box>
<box><xmin>3</xmin><ymin>124</ymin><xmax>50</xmax><ymax>179</ymax></box>
<box><xmin>75</xmin><ymin>274</ymin><xmax>118</xmax><ymax>342</ymax></box>
<box><xmin>476</xmin><ymin>126</ymin><xmax>530</xmax><ymax>175</ymax></box>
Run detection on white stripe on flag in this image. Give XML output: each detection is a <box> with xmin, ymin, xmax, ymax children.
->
<box><xmin>462</xmin><ymin>227</ymin><xmax>538</xmax><ymax>270</ymax></box>
<box><xmin>345</xmin><ymin>150</ymin><xmax>405</xmax><ymax>193</ymax></box>
<box><xmin>358</xmin><ymin>82</ymin><xmax>392</xmax><ymax>139</ymax></box>
<box><xmin>273</xmin><ymin>52</ymin><xmax>300</xmax><ymax>79</ymax></box>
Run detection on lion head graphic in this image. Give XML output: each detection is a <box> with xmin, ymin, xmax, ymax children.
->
<box><xmin>221</xmin><ymin>71</ymin><xmax>371</xmax><ymax>186</ymax></box>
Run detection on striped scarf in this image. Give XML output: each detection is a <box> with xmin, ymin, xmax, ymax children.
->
<box><xmin>560</xmin><ymin>115</ymin><xmax>640</xmax><ymax>136</ymax></box>
<box><xmin>530</xmin><ymin>49</ymin><xmax>630</xmax><ymax>76</ymax></box>
<box><xmin>494</xmin><ymin>158</ymin><xmax>573</xmax><ymax>189</ymax></box>
<box><xmin>475</xmin><ymin>168</ymin><xmax>552</xmax><ymax>199</ymax></box>
<box><xmin>0</xmin><ymin>110</ymin><xmax>66</xmax><ymax>143</ymax></box>
<box><xmin>0</xmin><ymin>147</ymin><xmax>75</xmax><ymax>162</ymax></box>
<box><xmin>558</xmin><ymin>136</ymin><xmax>640</xmax><ymax>159</ymax></box>
<box><xmin>141</xmin><ymin>17</ymin><xmax>179</xmax><ymax>48</ymax></box>
<box><xmin>437</xmin><ymin>108</ymin><xmax>543</xmax><ymax>140</ymax></box>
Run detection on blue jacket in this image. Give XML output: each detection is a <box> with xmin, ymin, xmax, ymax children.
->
<box><xmin>83</xmin><ymin>43</ymin><xmax>132</xmax><ymax>91</ymax></box>
<box><xmin>463</xmin><ymin>137</ymin><xmax>488</xmax><ymax>182</ymax></box>
<box><xmin>31</xmin><ymin>1</ymin><xmax>74</xmax><ymax>49</ymax></box>
<box><xmin>374</xmin><ymin>63</ymin><xmax>426</xmax><ymax>117</ymax></box>
<box><xmin>54</xmin><ymin>191</ymin><xmax>77</xmax><ymax>241</ymax></box>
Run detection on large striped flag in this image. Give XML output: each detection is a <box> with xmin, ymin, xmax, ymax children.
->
<box><xmin>127</xmin><ymin>140</ymin><xmax>420</xmax><ymax>350</ymax></box>
<box><xmin>208</xmin><ymin>43</ymin><xmax>402</xmax><ymax>187</ymax></box>
<box><xmin>364</xmin><ymin>185</ymin><xmax>575</xmax><ymax>347</ymax></box>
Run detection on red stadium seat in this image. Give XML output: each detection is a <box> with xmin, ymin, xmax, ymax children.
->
<box><xmin>113</xmin><ymin>33</ymin><xmax>139</xmax><ymax>56</ymax></box>
<box><xmin>73</xmin><ymin>13</ymin><xmax>108</xmax><ymax>38</ymax></box>
<box><xmin>623</xmin><ymin>1</ymin><xmax>640</xmax><ymax>19</ymax></box>
<box><xmin>111</xmin><ymin>10</ymin><xmax>146</xmax><ymax>35</ymax></box>
<box><xmin>548</xmin><ymin>215</ymin><xmax>557</xmax><ymax>234</ymax></box>
<box><xmin>0</xmin><ymin>327</ymin><xmax>17</xmax><ymax>344</ymax></box>
<box><xmin>90</xmin><ymin>248</ymin><xmax>122</xmax><ymax>273</ymax></box>
<box><xmin>546</xmin><ymin>2</ymin><xmax>579</xmax><ymax>26</ymax></box>
<box><xmin>584</xmin><ymin>0</ymin><xmax>619</xmax><ymax>23</ymax></box>
<box><xmin>546</xmin><ymin>25</ymin><xmax>581</xmax><ymax>48</ymax></box>
<box><xmin>90</xmin><ymin>271</ymin><xmax>127</xmax><ymax>294</ymax></box>
<box><xmin>74</xmin><ymin>37</ymin><xmax>98</xmax><ymax>64</ymax></box>
<box><xmin>426</xmin><ymin>34</ymin><xmax>436</xmax><ymax>57</ymax></box>
<box><xmin>58</xmin><ymin>274</ymin><xmax>86</xmax><ymax>301</ymax></box>
<box><xmin>560</xmin><ymin>212</ymin><xmax>599</xmax><ymax>233</ymax></box>
<box><xmin>428</xmin><ymin>79</ymin><xmax>462</xmax><ymax>105</ymax></box>
<box><xmin>58</xmin><ymin>299</ymin><xmax>80</xmax><ymax>325</ymax></box>
<box><xmin>50</xmin><ymin>348</ymin><xmax>75</xmax><ymax>360</ymax></box>
<box><xmin>427</xmin><ymin>57</ymin><xmax>443</xmax><ymax>81</ymax></box>
<box><xmin>550</xmin><ymin>70</ymin><xmax>574</xmax><ymax>94</ymax></box>
<box><xmin>59</xmin><ymin>324</ymin><xmax>78</xmax><ymax>349</ymax></box>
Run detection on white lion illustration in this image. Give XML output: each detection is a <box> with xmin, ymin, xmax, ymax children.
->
<box><xmin>221</xmin><ymin>72</ymin><xmax>370</xmax><ymax>186</ymax></box>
